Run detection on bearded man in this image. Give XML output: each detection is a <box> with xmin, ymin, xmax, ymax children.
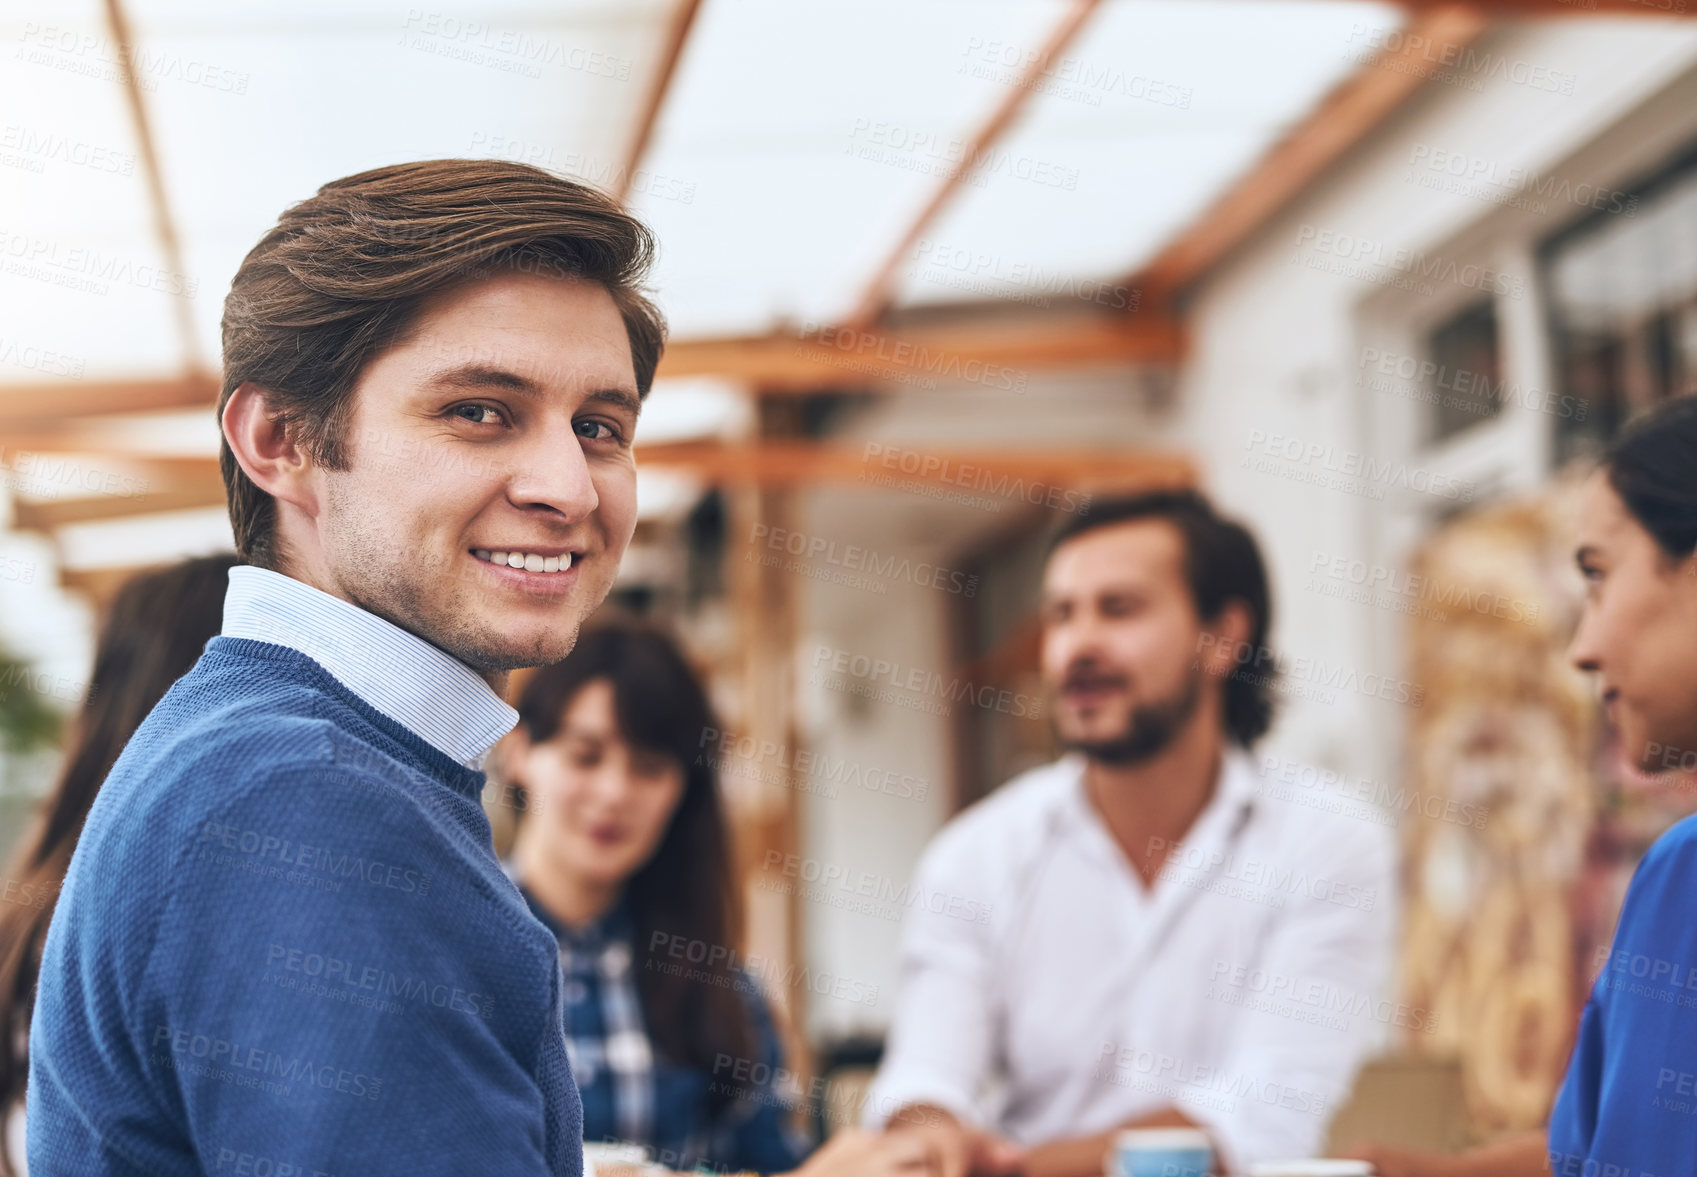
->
<box><xmin>864</xmin><ymin>491</ymin><xmax>1398</xmax><ymax>1177</ymax></box>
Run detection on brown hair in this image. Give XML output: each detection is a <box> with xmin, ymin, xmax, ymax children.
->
<box><xmin>218</xmin><ymin>159</ymin><xmax>666</xmax><ymax>568</ymax></box>
<box><xmin>0</xmin><ymin>554</ymin><xmax>237</xmax><ymax>1150</ymax></box>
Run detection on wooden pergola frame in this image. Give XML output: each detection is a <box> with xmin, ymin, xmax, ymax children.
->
<box><xmin>844</xmin><ymin>0</ymin><xmax>1106</xmax><ymax>329</ymax></box>
<box><xmin>102</xmin><ymin>0</ymin><xmax>206</xmax><ymax>377</ymax></box>
<box><xmin>614</xmin><ymin>0</ymin><xmax>704</xmax><ymax>203</ymax></box>
<box><xmin>3</xmin><ymin>442</ymin><xmax>1196</xmax><ymax>532</ymax></box>
<box><xmin>6</xmin><ymin>0</ymin><xmax>1692</xmax><ymax>545</ymax></box>
<box><xmin>1131</xmin><ymin>4</ymin><xmax>1491</xmax><ymax>299</ymax></box>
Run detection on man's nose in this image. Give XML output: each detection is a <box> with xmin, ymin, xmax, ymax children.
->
<box><xmin>1044</xmin><ymin>619</ymin><xmax>1100</xmax><ymax>674</ymax></box>
<box><xmin>505</xmin><ymin>422</ymin><xmax>599</xmax><ymax>522</ymax></box>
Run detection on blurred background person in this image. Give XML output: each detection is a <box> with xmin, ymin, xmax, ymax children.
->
<box><xmin>0</xmin><ymin>553</ymin><xmax>237</xmax><ymax>1177</ymax></box>
<box><xmin>499</xmin><ymin>618</ymin><xmax>817</xmax><ymax>1176</ymax></box>
<box><xmin>1355</xmin><ymin>395</ymin><xmax>1697</xmax><ymax>1175</ymax></box>
<box><xmin>864</xmin><ymin>492</ymin><xmax>1396</xmax><ymax>1177</ymax></box>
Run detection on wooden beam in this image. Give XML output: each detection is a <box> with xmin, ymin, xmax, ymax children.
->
<box><xmin>10</xmin><ymin>466</ymin><xmax>226</xmax><ymax>531</ymax></box>
<box><xmin>0</xmin><ymin>443</ymin><xmax>1194</xmax><ymax>528</ymax></box>
<box><xmin>23</xmin><ymin>443</ymin><xmax>1194</xmax><ymax>489</ymax></box>
<box><xmin>637</xmin><ymin>440</ymin><xmax>1197</xmax><ymax>490</ymax></box>
<box><xmin>1131</xmin><ymin>5</ymin><xmax>1490</xmax><ymax>298</ymax></box>
<box><xmin>3</xmin><ymin>443</ymin><xmax>1195</xmax><ymax>490</ymax></box>
<box><xmin>845</xmin><ymin>0</ymin><xmax>1105</xmax><ymax>328</ymax></box>
<box><xmin>0</xmin><ymin>314</ymin><xmax>1179</xmax><ymax>429</ymax></box>
<box><xmin>616</xmin><ymin>0</ymin><xmax>704</xmax><ymax>201</ymax></box>
<box><xmin>1397</xmin><ymin>0</ymin><xmax>1694</xmax><ymax>11</ymax></box>
<box><xmin>102</xmin><ymin>0</ymin><xmax>205</xmax><ymax>374</ymax></box>
<box><xmin>0</xmin><ymin>375</ymin><xmax>217</xmax><ymax>424</ymax></box>
<box><xmin>658</xmin><ymin>313</ymin><xmax>1184</xmax><ymax>389</ymax></box>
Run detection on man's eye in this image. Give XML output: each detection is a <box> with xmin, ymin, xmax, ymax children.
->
<box><xmin>452</xmin><ymin>403</ymin><xmax>504</xmax><ymax>426</ymax></box>
<box><xmin>575</xmin><ymin>419</ymin><xmax>622</xmax><ymax>443</ymax></box>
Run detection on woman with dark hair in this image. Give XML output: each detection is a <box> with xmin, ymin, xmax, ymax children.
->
<box><xmin>503</xmin><ymin>619</ymin><xmax>921</xmax><ymax>1177</ymax></box>
<box><xmin>0</xmin><ymin>553</ymin><xmax>238</xmax><ymax>1176</ymax></box>
<box><xmin>1356</xmin><ymin>394</ymin><xmax>1697</xmax><ymax>1176</ymax></box>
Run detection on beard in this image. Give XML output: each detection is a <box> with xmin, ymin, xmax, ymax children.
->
<box><xmin>1060</xmin><ymin>663</ymin><xmax>1204</xmax><ymax>767</ymax></box>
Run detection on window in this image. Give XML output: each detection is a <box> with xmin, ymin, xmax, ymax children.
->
<box><xmin>1544</xmin><ymin>145</ymin><xmax>1697</xmax><ymax>462</ymax></box>
<box><xmin>1425</xmin><ymin>300</ymin><xmax>1504</xmax><ymax>445</ymax></box>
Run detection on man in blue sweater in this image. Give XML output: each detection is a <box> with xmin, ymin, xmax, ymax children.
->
<box><xmin>26</xmin><ymin>161</ymin><xmax>665</xmax><ymax>1175</ymax></box>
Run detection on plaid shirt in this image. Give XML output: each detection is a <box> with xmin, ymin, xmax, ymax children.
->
<box><xmin>517</xmin><ymin>883</ymin><xmax>811</xmax><ymax>1174</ymax></box>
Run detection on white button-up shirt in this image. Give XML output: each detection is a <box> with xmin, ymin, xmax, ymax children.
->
<box><xmin>221</xmin><ymin>564</ymin><xmax>519</xmax><ymax>769</ymax></box>
<box><xmin>865</xmin><ymin>748</ymin><xmax>1397</xmax><ymax>1172</ymax></box>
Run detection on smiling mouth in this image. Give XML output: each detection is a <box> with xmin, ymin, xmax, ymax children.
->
<box><xmin>472</xmin><ymin>548</ymin><xmax>576</xmax><ymax>574</ymax></box>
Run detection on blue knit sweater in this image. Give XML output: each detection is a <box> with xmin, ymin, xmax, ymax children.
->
<box><xmin>27</xmin><ymin>636</ymin><xmax>583</xmax><ymax>1176</ymax></box>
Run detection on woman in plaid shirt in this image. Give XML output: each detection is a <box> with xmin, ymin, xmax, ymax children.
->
<box><xmin>500</xmin><ymin>619</ymin><xmax>811</xmax><ymax>1175</ymax></box>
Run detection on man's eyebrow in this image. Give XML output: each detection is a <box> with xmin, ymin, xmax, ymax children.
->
<box><xmin>585</xmin><ymin>388</ymin><xmax>643</xmax><ymax>417</ymax></box>
<box><xmin>423</xmin><ymin>364</ymin><xmax>539</xmax><ymax>393</ymax></box>
<box><xmin>422</xmin><ymin>364</ymin><xmax>642</xmax><ymax>415</ymax></box>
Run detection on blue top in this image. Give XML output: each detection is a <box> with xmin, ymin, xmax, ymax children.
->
<box><xmin>517</xmin><ymin>886</ymin><xmax>812</xmax><ymax>1174</ymax></box>
<box><xmin>27</xmin><ymin>635</ymin><xmax>584</xmax><ymax>1176</ymax></box>
<box><xmin>1549</xmin><ymin>814</ymin><xmax>1697</xmax><ymax>1176</ymax></box>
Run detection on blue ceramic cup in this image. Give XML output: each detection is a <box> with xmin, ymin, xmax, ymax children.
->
<box><xmin>1108</xmin><ymin>1128</ymin><xmax>1214</xmax><ymax>1177</ymax></box>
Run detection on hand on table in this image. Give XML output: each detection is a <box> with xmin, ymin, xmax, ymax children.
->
<box><xmin>885</xmin><ymin>1109</ymin><xmax>1024</xmax><ymax>1177</ymax></box>
<box><xmin>594</xmin><ymin>1129</ymin><xmax>964</xmax><ymax>1177</ymax></box>
<box><xmin>593</xmin><ymin>1123</ymin><xmax>1021</xmax><ymax>1177</ymax></box>
<box><xmin>780</xmin><ymin>1128</ymin><xmax>936</xmax><ymax>1176</ymax></box>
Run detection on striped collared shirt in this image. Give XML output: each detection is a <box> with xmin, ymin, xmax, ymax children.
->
<box><xmin>221</xmin><ymin>564</ymin><xmax>518</xmax><ymax>769</ymax></box>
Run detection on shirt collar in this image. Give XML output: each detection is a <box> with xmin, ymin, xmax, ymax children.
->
<box><xmin>221</xmin><ymin>564</ymin><xmax>518</xmax><ymax>770</ymax></box>
<box><xmin>1057</xmin><ymin>745</ymin><xmax>1261</xmax><ymax>854</ymax></box>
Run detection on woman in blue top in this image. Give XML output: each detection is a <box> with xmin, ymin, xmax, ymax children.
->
<box><xmin>501</xmin><ymin>618</ymin><xmax>919</xmax><ymax>1177</ymax></box>
<box><xmin>1358</xmin><ymin>394</ymin><xmax>1697</xmax><ymax>1175</ymax></box>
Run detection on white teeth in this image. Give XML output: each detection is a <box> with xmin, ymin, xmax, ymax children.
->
<box><xmin>474</xmin><ymin>549</ymin><xmax>574</xmax><ymax>573</ymax></box>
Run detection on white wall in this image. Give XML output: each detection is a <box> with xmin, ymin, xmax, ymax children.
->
<box><xmin>1178</xmin><ymin>20</ymin><xmax>1697</xmax><ymax>790</ymax></box>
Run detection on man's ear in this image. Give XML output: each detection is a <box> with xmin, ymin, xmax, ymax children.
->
<box><xmin>1198</xmin><ymin>600</ymin><xmax>1255</xmax><ymax>681</ymax></box>
<box><xmin>221</xmin><ymin>381</ymin><xmax>317</xmax><ymax>513</ymax></box>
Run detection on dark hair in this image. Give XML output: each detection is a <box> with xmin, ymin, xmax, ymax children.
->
<box><xmin>1047</xmin><ymin>489</ymin><xmax>1276</xmax><ymax>747</ymax></box>
<box><xmin>1605</xmin><ymin>395</ymin><xmax>1697</xmax><ymax>561</ymax></box>
<box><xmin>0</xmin><ymin>553</ymin><xmax>237</xmax><ymax>1150</ymax></box>
<box><xmin>510</xmin><ymin>620</ymin><xmax>757</xmax><ymax>1101</ymax></box>
<box><xmin>218</xmin><ymin>158</ymin><xmax>667</xmax><ymax>569</ymax></box>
